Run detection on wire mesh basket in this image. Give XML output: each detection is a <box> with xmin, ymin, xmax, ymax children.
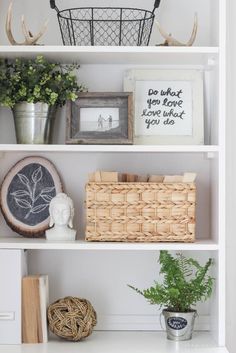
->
<box><xmin>50</xmin><ymin>0</ymin><xmax>161</xmax><ymax>46</ymax></box>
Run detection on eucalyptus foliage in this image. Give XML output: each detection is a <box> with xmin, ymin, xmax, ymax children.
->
<box><xmin>128</xmin><ymin>250</ymin><xmax>214</xmax><ymax>312</ymax></box>
<box><xmin>0</xmin><ymin>55</ymin><xmax>84</xmax><ymax>108</ymax></box>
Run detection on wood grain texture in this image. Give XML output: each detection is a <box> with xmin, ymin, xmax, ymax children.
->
<box><xmin>0</xmin><ymin>157</ymin><xmax>63</xmax><ymax>238</ymax></box>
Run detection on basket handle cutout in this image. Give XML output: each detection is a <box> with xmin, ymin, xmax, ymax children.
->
<box><xmin>153</xmin><ymin>0</ymin><xmax>161</xmax><ymax>12</ymax></box>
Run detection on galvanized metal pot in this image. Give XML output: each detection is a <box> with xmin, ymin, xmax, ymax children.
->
<box><xmin>162</xmin><ymin>309</ymin><xmax>197</xmax><ymax>341</ymax></box>
<box><xmin>12</xmin><ymin>102</ymin><xmax>56</xmax><ymax>144</ymax></box>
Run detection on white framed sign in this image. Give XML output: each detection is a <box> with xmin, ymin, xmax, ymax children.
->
<box><xmin>124</xmin><ymin>69</ymin><xmax>204</xmax><ymax>145</ymax></box>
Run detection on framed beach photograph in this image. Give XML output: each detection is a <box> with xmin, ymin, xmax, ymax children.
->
<box><xmin>124</xmin><ymin>69</ymin><xmax>204</xmax><ymax>145</ymax></box>
<box><xmin>66</xmin><ymin>92</ymin><xmax>133</xmax><ymax>144</ymax></box>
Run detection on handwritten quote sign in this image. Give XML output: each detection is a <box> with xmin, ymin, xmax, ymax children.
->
<box><xmin>135</xmin><ymin>81</ymin><xmax>193</xmax><ymax>136</ymax></box>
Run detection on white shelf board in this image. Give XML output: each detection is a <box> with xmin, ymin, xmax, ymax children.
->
<box><xmin>0</xmin><ymin>46</ymin><xmax>219</xmax><ymax>65</ymax></box>
<box><xmin>0</xmin><ymin>332</ymin><xmax>229</xmax><ymax>353</ymax></box>
<box><xmin>0</xmin><ymin>144</ymin><xmax>219</xmax><ymax>153</ymax></box>
<box><xmin>0</xmin><ymin>238</ymin><xmax>219</xmax><ymax>250</ymax></box>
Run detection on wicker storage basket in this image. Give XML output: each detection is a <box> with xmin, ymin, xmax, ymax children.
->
<box><xmin>85</xmin><ymin>182</ymin><xmax>196</xmax><ymax>243</ymax></box>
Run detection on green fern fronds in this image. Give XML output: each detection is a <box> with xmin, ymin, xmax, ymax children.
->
<box><xmin>128</xmin><ymin>250</ymin><xmax>215</xmax><ymax>312</ymax></box>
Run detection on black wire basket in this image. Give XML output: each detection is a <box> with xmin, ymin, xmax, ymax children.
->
<box><xmin>50</xmin><ymin>0</ymin><xmax>161</xmax><ymax>46</ymax></box>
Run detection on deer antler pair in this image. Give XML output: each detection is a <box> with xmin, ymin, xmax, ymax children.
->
<box><xmin>6</xmin><ymin>2</ymin><xmax>48</xmax><ymax>45</ymax></box>
<box><xmin>156</xmin><ymin>13</ymin><xmax>198</xmax><ymax>46</ymax></box>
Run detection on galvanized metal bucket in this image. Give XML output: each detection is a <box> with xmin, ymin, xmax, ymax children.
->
<box><xmin>162</xmin><ymin>309</ymin><xmax>197</xmax><ymax>341</ymax></box>
<box><xmin>12</xmin><ymin>102</ymin><xmax>56</xmax><ymax>144</ymax></box>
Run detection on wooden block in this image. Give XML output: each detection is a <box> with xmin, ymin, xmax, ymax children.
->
<box><xmin>100</xmin><ymin>171</ymin><xmax>119</xmax><ymax>182</ymax></box>
<box><xmin>120</xmin><ymin>174</ymin><xmax>127</xmax><ymax>182</ymax></box>
<box><xmin>148</xmin><ymin>175</ymin><xmax>164</xmax><ymax>182</ymax></box>
<box><xmin>88</xmin><ymin>173</ymin><xmax>95</xmax><ymax>182</ymax></box>
<box><xmin>183</xmin><ymin>173</ymin><xmax>197</xmax><ymax>182</ymax></box>
<box><xmin>94</xmin><ymin>171</ymin><xmax>102</xmax><ymax>182</ymax></box>
<box><xmin>126</xmin><ymin>174</ymin><xmax>138</xmax><ymax>182</ymax></box>
<box><xmin>163</xmin><ymin>175</ymin><xmax>183</xmax><ymax>183</ymax></box>
<box><xmin>137</xmin><ymin>175</ymin><xmax>148</xmax><ymax>182</ymax></box>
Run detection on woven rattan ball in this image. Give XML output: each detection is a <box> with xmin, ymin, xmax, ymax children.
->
<box><xmin>47</xmin><ymin>296</ymin><xmax>97</xmax><ymax>341</ymax></box>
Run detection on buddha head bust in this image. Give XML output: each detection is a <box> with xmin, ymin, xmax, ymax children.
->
<box><xmin>46</xmin><ymin>193</ymin><xmax>76</xmax><ymax>241</ymax></box>
<box><xmin>49</xmin><ymin>193</ymin><xmax>74</xmax><ymax>229</ymax></box>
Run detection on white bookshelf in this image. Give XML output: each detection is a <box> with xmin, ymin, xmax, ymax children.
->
<box><xmin>0</xmin><ymin>144</ymin><xmax>219</xmax><ymax>153</ymax></box>
<box><xmin>0</xmin><ymin>237</ymin><xmax>219</xmax><ymax>251</ymax></box>
<box><xmin>0</xmin><ymin>332</ymin><xmax>229</xmax><ymax>353</ymax></box>
<box><xmin>0</xmin><ymin>0</ymin><xmax>227</xmax><ymax>351</ymax></box>
<box><xmin>0</xmin><ymin>46</ymin><xmax>219</xmax><ymax>65</ymax></box>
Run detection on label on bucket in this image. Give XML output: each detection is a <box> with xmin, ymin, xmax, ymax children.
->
<box><xmin>167</xmin><ymin>317</ymin><xmax>188</xmax><ymax>330</ymax></box>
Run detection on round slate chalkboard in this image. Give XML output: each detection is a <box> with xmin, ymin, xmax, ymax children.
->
<box><xmin>0</xmin><ymin>156</ymin><xmax>63</xmax><ymax>237</ymax></box>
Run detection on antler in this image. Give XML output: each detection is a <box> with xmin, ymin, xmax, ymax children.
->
<box><xmin>6</xmin><ymin>2</ymin><xmax>48</xmax><ymax>45</ymax></box>
<box><xmin>156</xmin><ymin>13</ymin><xmax>198</xmax><ymax>46</ymax></box>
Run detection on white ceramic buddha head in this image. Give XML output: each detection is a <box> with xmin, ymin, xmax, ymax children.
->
<box><xmin>49</xmin><ymin>193</ymin><xmax>74</xmax><ymax>229</ymax></box>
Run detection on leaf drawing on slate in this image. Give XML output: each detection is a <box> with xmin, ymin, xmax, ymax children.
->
<box><xmin>11</xmin><ymin>166</ymin><xmax>55</xmax><ymax>219</ymax></box>
<box><xmin>32</xmin><ymin>166</ymin><xmax>43</xmax><ymax>183</ymax></box>
<box><xmin>10</xmin><ymin>190</ymin><xmax>30</xmax><ymax>198</ymax></box>
<box><xmin>41</xmin><ymin>194</ymin><xmax>53</xmax><ymax>203</ymax></box>
<box><xmin>15</xmin><ymin>199</ymin><xmax>31</xmax><ymax>209</ymax></box>
<box><xmin>18</xmin><ymin>173</ymin><xmax>30</xmax><ymax>186</ymax></box>
<box><xmin>31</xmin><ymin>204</ymin><xmax>48</xmax><ymax>214</ymax></box>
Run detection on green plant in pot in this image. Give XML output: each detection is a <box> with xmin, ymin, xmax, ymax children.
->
<box><xmin>128</xmin><ymin>250</ymin><xmax>214</xmax><ymax>341</ymax></box>
<box><xmin>0</xmin><ymin>55</ymin><xmax>84</xmax><ymax>144</ymax></box>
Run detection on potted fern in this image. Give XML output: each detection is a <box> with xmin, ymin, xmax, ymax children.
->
<box><xmin>0</xmin><ymin>55</ymin><xmax>84</xmax><ymax>144</ymax></box>
<box><xmin>128</xmin><ymin>250</ymin><xmax>214</xmax><ymax>341</ymax></box>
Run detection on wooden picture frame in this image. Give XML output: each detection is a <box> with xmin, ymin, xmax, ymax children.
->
<box><xmin>124</xmin><ymin>69</ymin><xmax>204</xmax><ymax>145</ymax></box>
<box><xmin>66</xmin><ymin>92</ymin><xmax>133</xmax><ymax>144</ymax></box>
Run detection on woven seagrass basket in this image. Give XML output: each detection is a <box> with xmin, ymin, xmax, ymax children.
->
<box><xmin>85</xmin><ymin>182</ymin><xmax>196</xmax><ymax>242</ymax></box>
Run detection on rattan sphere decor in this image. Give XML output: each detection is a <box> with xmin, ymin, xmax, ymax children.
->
<box><xmin>47</xmin><ymin>296</ymin><xmax>97</xmax><ymax>341</ymax></box>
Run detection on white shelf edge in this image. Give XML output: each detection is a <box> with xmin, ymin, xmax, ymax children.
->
<box><xmin>0</xmin><ymin>238</ymin><xmax>219</xmax><ymax>250</ymax></box>
<box><xmin>0</xmin><ymin>45</ymin><xmax>220</xmax><ymax>54</ymax></box>
<box><xmin>0</xmin><ymin>332</ymin><xmax>229</xmax><ymax>353</ymax></box>
<box><xmin>0</xmin><ymin>46</ymin><xmax>219</xmax><ymax>65</ymax></box>
<box><xmin>0</xmin><ymin>144</ymin><xmax>220</xmax><ymax>153</ymax></box>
